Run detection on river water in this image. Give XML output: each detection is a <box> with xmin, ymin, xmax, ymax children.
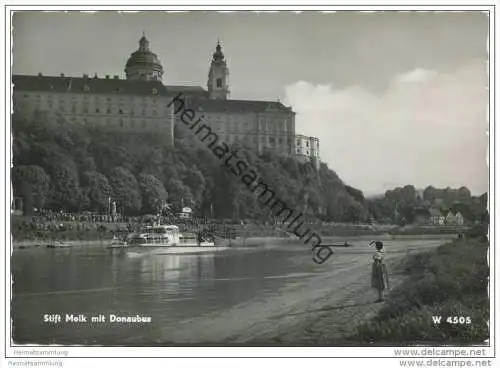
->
<box><xmin>11</xmin><ymin>236</ymin><xmax>453</xmax><ymax>345</ymax></box>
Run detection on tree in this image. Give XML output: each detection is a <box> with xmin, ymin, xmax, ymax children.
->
<box><xmin>138</xmin><ymin>173</ymin><xmax>168</xmax><ymax>213</ymax></box>
<box><xmin>81</xmin><ymin>171</ymin><xmax>113</xmax><ymax>212</ymax></box>
<box><xmin>48</xmin><ymin>158</ymin><xmax>87</xmax><ymax>212</ymax></box>
<box><xmin>181</xmin><ymin>166</ymin><xmax>206</xmax><ymax>206</ymax></box>
<box><xmin>345</xmin><ymin>185</ymin><xmax>365</xmax><ymax>204</ymax></box>
<box><xmin>458</xmin><ymin>186</ymin><xmax>472</xmax><ymax>201</ymax></box>
<box><xmin>108</xmin><ymin>167</ymin><xmax>142</xmax><ymax>215</ymax></box>
<box><xmin>165</xmin><ymin>178</ymin><xmax>193</xmax><ymax>211</ymax></box>
<box><xmin>402</xmin><ymin>185</ymin><xmax>417</xmax><ymax>203</ymax></box>
<box><xmin>11</xmin><ymin>165</ymin><xmax>51</xmax><ymax>214</ymax></box>
<box><xmin>423</xmin><ymin>186</ymin><xmax>438</xmax><ymax>202</ymax></box>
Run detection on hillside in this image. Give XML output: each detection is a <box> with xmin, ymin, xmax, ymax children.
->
<box><xmin>11</xmin><ymin>113</ymin><xmax>370</xmax><ymax>222</ymax></box>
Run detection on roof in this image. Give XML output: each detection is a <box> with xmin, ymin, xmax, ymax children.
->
<box><xmin>296</xmin><ymin>134</ymin><xmax>319</xmax><ymax>141</ymax></box>
<box><xmin>188</xmin><ymin>98</ymin><xmax>295</xmax><ymax>114</ymax></box>
<box><xmin>166</xmin><ymin>85</ymin><xmax>209</xmax><ymax>98</ymax></box>
<box><xmin>125</xmin><ymin>50</ymin><xmax>163</xmax><ymax>69</ymax></box>
<box><xmin>13</xmin><ymin>74</ymin><xmax>169</xmax><ymax>96</ymax></box>
<box><xmin>167</xmin><ymin>85</ymin><xmax>207</xmax><ymax>92</ymax></box>
<box><xmin>429</xmin><ymin>208</ymin><xmax>444</xmax><ymax>217</ymax></box>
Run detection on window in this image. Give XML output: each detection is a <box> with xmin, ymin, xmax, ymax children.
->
<box><xmin>306</xmin><ymin>141</ymin><xmax>309</xmax><ymax>147</ymax></box>
<box><xmin>152</xmin><ymin>88</ymin><xmax>158</xmax><ymax>95</ymax></box>
<box><xmin>119</xmin><ymin>109</ymin><xmax>123</xmax><ymax>114</ymax></box>
<box><xmin>96</xmin><ymin>108</ymin><xmax>100</xmax><ymax>113</ymax></box>
<box><xmin>107</xmin><ymin>108</ymin><xmax>111</xmax><ymax>114</ymax></box>
<box><xmin>216</xmin><ymin>78</ymin><xmax>222</xmax><ymax>88</ymax></box>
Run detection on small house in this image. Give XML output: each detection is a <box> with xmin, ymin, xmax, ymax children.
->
<box><xmin>445</xmin><ymin>211</ymin><xmax>457</xmax><ymax>225</ymax></box>
<box><xmin>428</xmin><ymin>208</ymin><xmax>445</xmax><ymax>225</ymax></box>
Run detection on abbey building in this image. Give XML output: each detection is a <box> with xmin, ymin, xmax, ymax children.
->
<box><xmin>12</xmin><ymin>35</ymin><xmax>320</xmax><ymax>165</ymax></box>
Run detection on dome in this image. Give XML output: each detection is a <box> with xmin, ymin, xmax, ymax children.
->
<box><xmin>125</xmin><ymin>51</ymin><xmax>163</xmax><ymax>68</ymax></box>
<box><xmin>125</xmin><ymin>34</ymin><xmax>164</xmax><ymax>81</ymax></box>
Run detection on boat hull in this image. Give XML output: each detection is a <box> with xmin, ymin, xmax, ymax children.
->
<box><xmin>109</xmin><ymin>244</ymin><xmax>228</xmax><ymax>254</ymax></box>
<box><xmin>135</xmin><ymin>245</ymin><xmax>228</xmax><ymax>254</ymax></box>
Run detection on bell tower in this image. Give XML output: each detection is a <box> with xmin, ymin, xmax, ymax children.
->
<box><xmin>207</xmin><ymin>40</ymin><xmax>230</xmax><ymax>100</ymax></box>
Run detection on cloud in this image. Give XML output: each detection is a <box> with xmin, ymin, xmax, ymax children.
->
<box><xmin>394</xmin><ymin>68</ymin><xmax>438</xmax><ymax>84</ymax></box>
<box><xmin>284</xmin><ymin>59</ymin><xmax>488</xmax><ymax>195</ymax></box>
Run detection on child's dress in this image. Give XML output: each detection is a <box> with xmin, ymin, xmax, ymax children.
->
<box><xmin>371</xmin><ymin>251</ymin><xmax>389</xmax><ymax>290</ymax></box>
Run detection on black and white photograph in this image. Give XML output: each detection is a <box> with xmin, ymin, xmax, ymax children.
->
<box><xmin>3</xmin><ymin>4</ymin><xmax>497</xmax><ymax>366</ymax></box>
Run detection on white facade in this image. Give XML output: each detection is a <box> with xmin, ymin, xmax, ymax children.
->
<box><xmin>295</xmin><ymin>134</ymin><xmax>320</xmax><ymax>159</ymax></box>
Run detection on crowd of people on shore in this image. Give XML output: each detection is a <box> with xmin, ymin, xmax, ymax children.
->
<box><xmin>31</xmin><ymin>209</ymin><xmax>126</xmax><ymax>224</ymax></box>
<box><xmin>13</xmin><ymin>208</ymin><xmax>391</xmax><ymax>240</ymax></box>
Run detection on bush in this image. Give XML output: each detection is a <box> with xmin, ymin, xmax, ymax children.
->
<box><xmin>353</xmin><ymin>238</ymin><xmax>489</xmax><ymax>344</ymax></box>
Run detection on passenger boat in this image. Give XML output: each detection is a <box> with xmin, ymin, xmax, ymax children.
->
<box><xmin>108</xmin><ymin>224</ymin><xmax>229</xmax><ymax>254</ymax></box>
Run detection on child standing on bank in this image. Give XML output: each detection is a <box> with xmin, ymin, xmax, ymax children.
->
<box><xmin>371</xmin><ymin>241</ymin><xmax>389</xmax><ymax>303</ymax></box>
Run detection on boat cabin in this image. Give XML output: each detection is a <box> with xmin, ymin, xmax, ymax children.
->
<box><xmin>128</xmin><ymin>224</ymin><xmax>181</xmax><ymax>245</ymax></box>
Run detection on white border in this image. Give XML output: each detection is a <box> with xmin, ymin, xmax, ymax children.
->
<box><xmin>2</xmin><ymin>2</ymin><xmax>497</xmax><ymax>362</ymax></box>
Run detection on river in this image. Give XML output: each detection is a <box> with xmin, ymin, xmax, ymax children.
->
<box><xmin>10</xmin><ymin>235</ymin><xmax>454</xmax><ymax>345</ymax></box>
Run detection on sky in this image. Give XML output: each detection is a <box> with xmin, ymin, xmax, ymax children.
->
<box><xmin>12</xmin><ymin>11</ymin><xmax>489</xmax><ymax>196</ymax></box>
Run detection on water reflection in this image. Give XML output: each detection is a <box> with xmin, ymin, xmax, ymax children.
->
<box><xmin>137</xmin><ymin>252</ymin><xmax>216</xmax><ymax>293</ymax></box>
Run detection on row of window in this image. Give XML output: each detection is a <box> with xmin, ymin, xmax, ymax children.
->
<box><xmin>30</xmin><ymin>100</ymin><xmax>172</xmax><ymax>117</ymax></box>
<box><xmin>296</xmin><ymin>140</ymin><xmax>319</xmax><ymax>148</ymax></box>
<box><xmin>296</xmin><ymin>148</ymin><xmax>319</xmax><ymax>157</ymax></box>
<box><xmin>189</xmin><ymin>120</ymin><xmax>290</xmax><ymax>133</ymax></box>
<box><xmin>65</xmin><ymin>115</ymin><xmax>168</xmax><ymax>129</ymax></box>
<box><xmin>59</xmin><ymin>106</ymin><xmax>166</xmax><ymax>116</ymax></box>
<box><xmin>21</xmin><ymin>93</ymin><xmax>165</xmax><ymax>104</ymax></box>
<box><xmin>219</xmin><ymin>133</ymin><xmax>292</xmax><ymax>145</ymax></box>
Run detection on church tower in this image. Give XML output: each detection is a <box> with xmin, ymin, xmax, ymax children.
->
<box><xmin>125</xmin><ymin>33</ymin><xmax>164</xmax><ymax>81</ymax></box>
<box><xmin>207</xmin><ymin>40</ymin><xmax>230</xmax><ymax>100</ymax></box>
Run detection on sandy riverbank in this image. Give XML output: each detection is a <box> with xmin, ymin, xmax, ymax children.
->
<box><xmin>126</xmin><ymin>240</ymin><xmax>442</xmax><ymax>345</ymax></box>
